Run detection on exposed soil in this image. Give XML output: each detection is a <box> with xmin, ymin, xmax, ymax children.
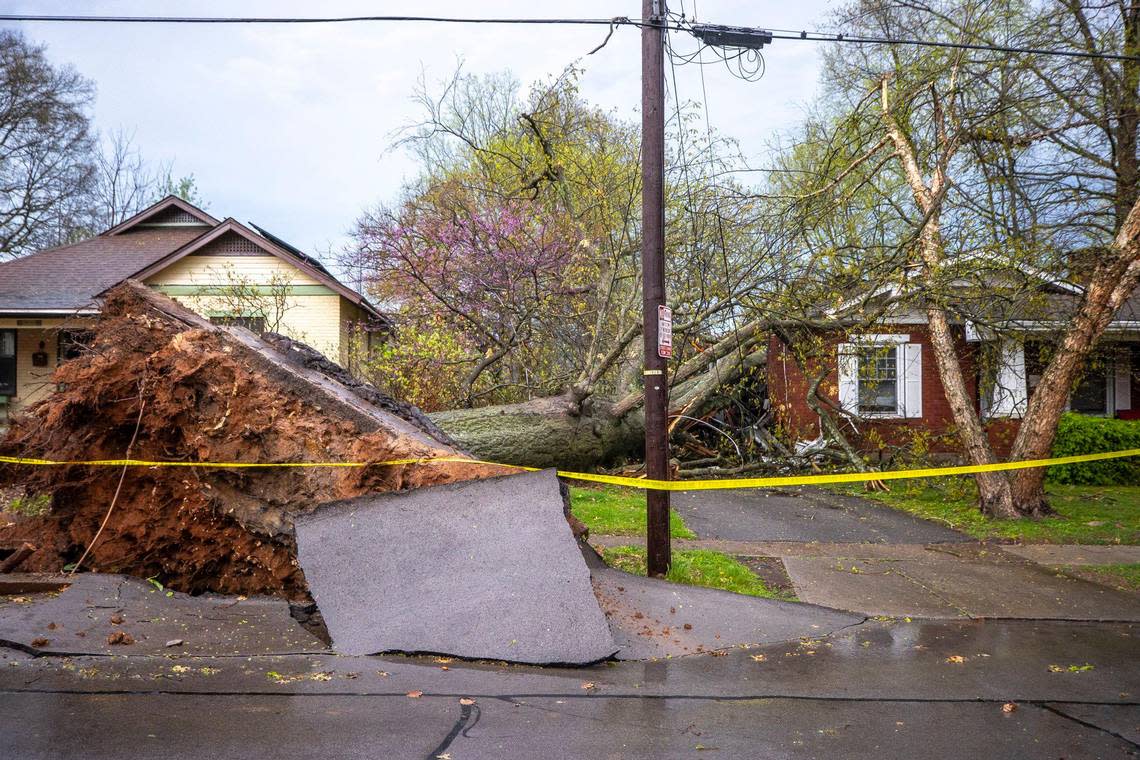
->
<box><xmin>735</xmin><ymin>555</ymin><xmax>798</xmax><ymax>599</ymax></box>
<box><xmin>0</xmin><ymin>283</ymin><xmax>510</xmax><ymax>599</ymax></box>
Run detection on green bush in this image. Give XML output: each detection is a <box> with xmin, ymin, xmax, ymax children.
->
<box><xmin>1048</xmin><ymin>413</ymin><xmax>1140</xmax><ymax>485</ymax></box>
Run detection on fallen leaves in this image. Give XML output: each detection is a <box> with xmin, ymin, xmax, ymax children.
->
<box><xmin>1002</xmin><ymin>702</ymin><xmax>1018</xmax><ymax>713</ymax></box>
<box><xmin>750</xmin><ymin>654</ymin><xmax>767</xmax><ymax>662</ymax></box>
<box><xmin>581</xmin><ymin>681</ymin><xmax>596</xmax><ymax>690</ymax></box>
<box><xmin>30</xmin><ymin>637</ymin><xmax>49</xmax><ymax>647</ymax></box>
<box><xmin>459</xmin><ymin>697</ymin><xmax>476</xmax><ymax>706</ymax></box>
<box><xmin>945</xmin><ymin>655</ymin><xmax>966</xmax><ymax>664</ymax></box>
<box><xmin>406</xmin><ymin>690</ymin><xmax>424</xmax><ymax>699</ymax></box>
<box><xmin>1048</xmin><ymin>663</ymin><xmax>1095</xmax><ymax>673</ymax></box>
<box><xmin>106</xmin><ymin>631</ymin><xmax>135</xmax><ymax>646</ymax></box>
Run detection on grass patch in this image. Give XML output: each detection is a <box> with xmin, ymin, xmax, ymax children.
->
<box><xmin>6</xmin><ymin>492</ymin><xmax>50</xmax><ymax>517</ymax></box>
<box><xmin>835</xmin><ymin>479</ymin><xmax>1140</xmax><ymax>545</ymax></box>
<box><xmin>1065</xmin><ymin>563</ymin><xmax>1140</xmax><ymax>591</ymax></box>
<box><xmin>600</xmin><ymin>546</ymin><xmax>788</xmax><ymax>599</ymax></box>
<box><xmin>570</xmin><ymin>485</ymin><xmax>695</xmax><ymax>539</ymax></box>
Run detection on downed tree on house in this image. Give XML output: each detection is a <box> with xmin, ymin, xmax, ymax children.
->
<box><xmin>0</xmin><ymin>282</ymin><xmax>511</xmax><ymax>597</ymax></box>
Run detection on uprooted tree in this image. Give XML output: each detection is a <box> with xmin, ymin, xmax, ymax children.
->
<box><xmin>344</xmin><ymin>66</ymin><xmax>785</xmax><ymax>468</ymax></box>
<box><xmin>0</xmin><ymin>283</ymin><xmax>512</xmax><ymax>596</ymax></box>
<box><xmin>341</xmin><ymin>4</ymin><xmax>1140</xmax><ymax>516</ymax></box>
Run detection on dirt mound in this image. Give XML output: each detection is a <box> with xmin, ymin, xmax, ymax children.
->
<box><xmin>0</xmin><ymin>282</ymin><xmax>509</xmax><ymax>598</ymax></box>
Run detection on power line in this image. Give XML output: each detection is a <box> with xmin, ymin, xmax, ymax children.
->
<box><xmin>762</xmin><ymin>27</ymin><xmax>1140</xmax><ymax>63</ymax></box>
<box><xmin>0</xmin><ymin>13</ymin><xmax>659</xmax><ymax>28</ymax></box>
<box><xmin>1</xmin><ymin>12</ymin><xmax>1136</xmax><ymax>62</ymax></box>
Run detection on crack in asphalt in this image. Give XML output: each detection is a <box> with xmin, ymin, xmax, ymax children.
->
<box><xmin>1040</xmin><ymin>702</ymin><xmax>1140</xmax><ymax>750</ymax></box>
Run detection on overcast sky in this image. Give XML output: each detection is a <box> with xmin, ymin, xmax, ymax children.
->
<box><xmin>5</xmin><ymin>1</ymin><xmax>837</xmax><ymax>259</ymax></box>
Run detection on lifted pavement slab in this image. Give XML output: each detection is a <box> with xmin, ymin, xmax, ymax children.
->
<box><xmin>591</xmin><ymin>565</ymin><xmax>864</xmax><ymax>659</ymax></box>
<box><xmin>0</xmin><ymin>573</ymin><xmax>324</xmax><ymax>656</ymax></box>
<box><xmin>671</xmin><ymin>486</ymin><xmax>971</xmax><ymax>544</ymax></box>
<box><xmin>294</xmin><ymin>470</ymin><xmax>617</xmax><ymax>664</ymax></box>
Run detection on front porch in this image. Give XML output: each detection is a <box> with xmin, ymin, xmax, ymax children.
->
<box><xmin>0</xmin><ymin>316</ymin><xmax>94</xmax><ymax>423</ymax></box>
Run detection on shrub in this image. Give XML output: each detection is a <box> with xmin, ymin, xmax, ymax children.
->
<box><xmin>1048</xmin><ymin>413</ymin><xmax>1140</xmax><ymax>485</ymax></box>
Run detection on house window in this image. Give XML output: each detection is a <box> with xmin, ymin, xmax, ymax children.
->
<box><xmin>838</xmin><ymin>335</ymin><xmax>922</xmax><ymax>419</ymax></box>
<box><xmin>210</xmin><ymin>315</ymin><xmax>266</xmax><ymax>333</ymax></box>
<box><xmin>0</xmin><ymin>329</ymin><xmax>15</xmax><ymax>396</ymax></box>
<box><xmin>1071</xmin><ymin>361</ymin><xmax>1109</xmax><ymax>415</ymax></box>
<box><xmin>857</xmin><ymin>347</ymin><xmax>898</xmax><ymax>414</ymax></box>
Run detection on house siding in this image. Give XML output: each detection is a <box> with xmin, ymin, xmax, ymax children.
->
<box><xmin>144</xmin><ymin>254</ymin><xmax>347</xmax><ymax>359</ymax></box>
<box><xmin>768</xmin><ymin>326</ymin><xmax>1020</xmax><ymax>459</ymax></box>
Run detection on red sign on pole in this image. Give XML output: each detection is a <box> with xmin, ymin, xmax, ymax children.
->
<box><xmin>657</xmin><ymin>304</ymin><xmax>672</xmax><ymax>358</ymax></box>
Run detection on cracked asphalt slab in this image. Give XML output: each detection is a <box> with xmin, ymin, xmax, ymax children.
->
<box><xmin>0</xmin><ymin>618</ymin><xmax>1136</xmax><ymax>758</ymax></box>
<box><xmin>294</xmin><ymin>470</ymin><xmax>618</xmax><ymax>664</ymax></box>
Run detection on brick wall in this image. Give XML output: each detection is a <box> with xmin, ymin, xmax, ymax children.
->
<box><xmin>767</xmin><ymin>326</ymin><xmax>1020</xmax><ymax>459</ymax></box>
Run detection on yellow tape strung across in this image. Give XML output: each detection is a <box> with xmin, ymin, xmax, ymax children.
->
<box><xmin>2</xmin><ymin>448</ymin><xmax>1139</xmax><ymax>491</ymax></box>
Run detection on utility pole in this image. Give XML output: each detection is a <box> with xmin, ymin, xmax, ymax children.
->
<box><xmin>641</xmin><ymin>0</ymin><xmax>671</xmax><ymax>577</ymax></box>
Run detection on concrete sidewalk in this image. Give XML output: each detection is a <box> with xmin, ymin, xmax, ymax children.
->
<box><xmin>591</xmin><ymin>535</ymin><xmax>1140</xmax><ymax>620</ymax></box>
<box><xmin>593</xmin><ymin>484</ymin><xmax>1140</xmax><ymax>622</ymax></box>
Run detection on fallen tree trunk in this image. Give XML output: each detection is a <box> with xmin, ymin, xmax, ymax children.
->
<box><xmin>430</xmin><ymin>346</ymin><xmax>768</xmax><ymax>470</ymax></box>
<box><xmin>430</xmin><ymin>395</ymin><xmax>644</xmax><ymax>471</ymax></box>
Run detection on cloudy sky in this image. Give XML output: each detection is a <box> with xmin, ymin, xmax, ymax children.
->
<box><xmin>4</xmin><ymin>1</ymin><xmax>837</xmax><ymax>258</ymax></box>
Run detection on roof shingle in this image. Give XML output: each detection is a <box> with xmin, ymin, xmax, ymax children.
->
<box><xmin>0</xmin><ymin>227</ymin><xmax>205</xmax><ymax>312</ymax></box>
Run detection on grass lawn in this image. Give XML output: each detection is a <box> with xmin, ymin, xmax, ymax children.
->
<box><xmin>570</xmin><ymin>485</ymin><xmax>696</xmax><ymax>539</ymax></box>
<box><xmin>837</xmin><ymin>479</ymin><xmax>1140</xmax><ymax>544</ymax></box>
<box><xmin>600</xmin><ymin>545</ymin><xmax>790</xmax><ymax>599</ymax></box>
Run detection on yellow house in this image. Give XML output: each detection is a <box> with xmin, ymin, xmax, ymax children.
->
<box><xmin>0</xmin><ymin>196</ymin><xmax>388</xmax><ymax>416</ymax></box>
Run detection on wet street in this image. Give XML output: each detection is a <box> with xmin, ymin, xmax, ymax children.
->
<box><xmin>2</xmin><ymin>616</ymin><xmax>1137</xmax><ymax>758</ymax></box>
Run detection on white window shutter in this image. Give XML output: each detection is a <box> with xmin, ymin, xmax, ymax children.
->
<box><xmin>990</xmin><ymin>340</ymin><xmax>1028</xmax><ymax>418</ymax></box>
<box><xmin>901</xmin><ymin>343</ymin><xmax>923</xmax><ymax>418</ymax></box>
<box><xmin>838</xmin><ymin>343</ymin><xmax>858</xmax><ymax>414</ymax></box>
<box><xmin>1115</xmin><ymin>350</ymin><xmax>1132</xmax><ymax>412</ymax></box>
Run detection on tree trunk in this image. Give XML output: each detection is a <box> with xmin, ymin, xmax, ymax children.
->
<box><xmin>431</xmin><ymin>345</ymin><xmax>767</xmax><ymax>471</ymax></box>
<box><xmin>1006</xmin><ymin>229</ymin><xmax>1140</xmax><ymax>512</ymax></box>
<box><xmin>430</xmin><ymin>394</ymin><xmax>644</xmax><ymax>470</ymax></box>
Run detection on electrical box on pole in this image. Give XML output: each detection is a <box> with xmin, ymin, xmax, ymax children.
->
<box><xmin>641</xmin><ymin>0</ymin><xmax>671</xmax><ymax>577</ymax></box>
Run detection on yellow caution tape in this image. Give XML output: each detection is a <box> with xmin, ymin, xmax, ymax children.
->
<box><xmin>2</xmin><ymin>448</ymin><xmax>1139</xmax><ymax>491</ymax></box>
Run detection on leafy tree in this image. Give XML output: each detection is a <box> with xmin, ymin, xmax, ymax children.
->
<box><xmin>349</xmin><ymin>67</ymin><xmax>763</xmax><ymax>410</ymax></box>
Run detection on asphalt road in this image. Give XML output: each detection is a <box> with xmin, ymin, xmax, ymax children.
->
<box><xmin>670</xmin><ymin>486</ymin><xmax>971</xmax><ymax>543</ymax></box>
<box><xmin>3</xmin><ymin>617</ymin><xmax>1137</xmax><ymax>759</ymax></box>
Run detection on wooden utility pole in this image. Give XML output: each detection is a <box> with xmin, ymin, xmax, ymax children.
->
<box><xmin>641</xmin><ymin>0</ymin><xmax>671</xmax><ymax>577</ymax></box>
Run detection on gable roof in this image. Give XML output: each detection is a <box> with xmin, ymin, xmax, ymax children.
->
<box><xmin>123</xmin><ymin>218</ymin><xmax>386</xmax><ymax>321</ymax></box>
<box><xmin>0</xmin><ymin>197</ymin><xmax>386</xmax><ymax>323</ymax></box>
<box><xmin>103</xmin><ymin>195</ymin><xmax>219</xmax><ymax>235</ymax></box>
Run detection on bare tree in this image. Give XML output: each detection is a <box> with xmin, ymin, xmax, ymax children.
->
<box><xmin>89</xmin><ymin>128</ymin><xmax>159</xmax><ymax>230</ymax></box>
<box><xmin>0</xmin><ymin>29</ymin><xmax>96</xmax><ymax>258</ymax></box>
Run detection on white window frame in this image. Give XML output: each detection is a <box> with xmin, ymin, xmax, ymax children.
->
<box><xmin>838</xmin><ymin>334</ymin><xmax>922</xmax><ymax>420</ymax></box>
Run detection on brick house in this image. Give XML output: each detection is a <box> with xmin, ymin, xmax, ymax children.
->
<box><xmin>768</xmin><ymin>273</ymin><xmax>1140</xmax><ymax>458</ymax></box>
<box><xmin>0</xmin><ymin>196</ymin><xmax>389</xmax><ymax>417</ymax></box>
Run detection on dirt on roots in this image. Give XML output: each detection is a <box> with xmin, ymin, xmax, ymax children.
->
<box><xmin>0</xmin><ymin>283</ymin><xmax>510</xmax><ymax>598</ymax></box>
